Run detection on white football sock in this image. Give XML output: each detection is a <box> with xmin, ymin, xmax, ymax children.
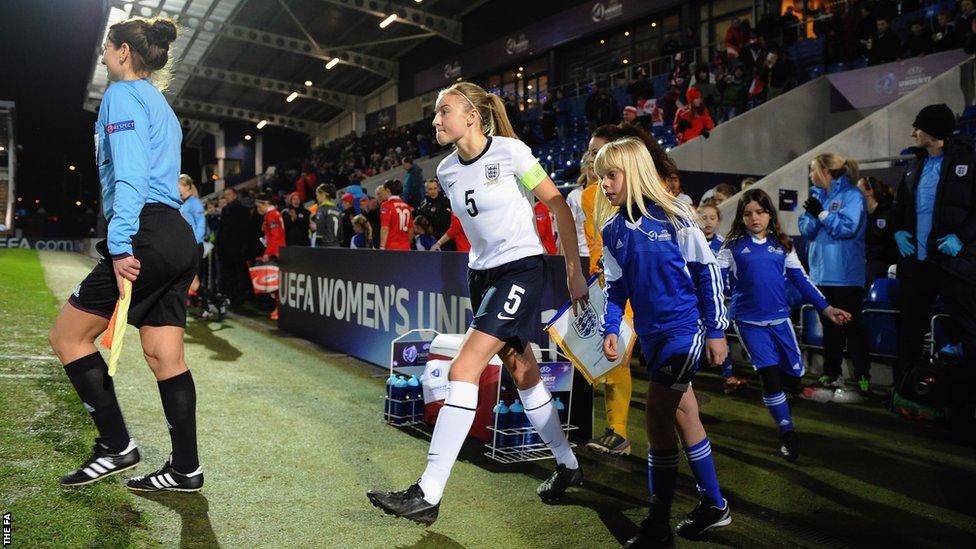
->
<box><xmin>519</xmin><ymin>381</ymin><xmax>578</xmax><ymax>469</ymax></box>
<box><xmin>417</xmin><ymin>380</ymin><xmax>478</xmax><ymax>505</ymax></box>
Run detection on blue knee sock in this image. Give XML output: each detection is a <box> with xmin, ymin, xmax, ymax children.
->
<box><xmin>721</xmin><ymin>356</ymin><xmax>733</xmax><ymax>379</ymax></box>
<box><xmin>762</xmin><ymin>391</ymin><xmax>794</xmax><ymax>433</ymax></box>
<box><xmin>647</xmin><ymin>448</ymin><xmax>680</xmax><ymax>508</ymax></box>
<box><xmin>684</xmin><ymin>438</ymin><xmax>725</xmax><ymax>508</ymax></box>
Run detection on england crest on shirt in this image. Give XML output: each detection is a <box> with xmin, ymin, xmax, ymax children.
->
<box><xmin>830</xmin><ymin>201</ymin><xmax>841</xmax><ymax>212</ymax></box>
<box><xmin>956</xmin><ymin>164</ymin><xmax>969</xmax><ymax>177</ymax></box>
<box><xmin>876</xmin><ymin>218</ymin><xmax>886</xmax><ymax>229</ymax></box>
<box><xmin>485</xmin><ymin>163</ymin><xmax>500</xmax><ymax>181</ymax></box>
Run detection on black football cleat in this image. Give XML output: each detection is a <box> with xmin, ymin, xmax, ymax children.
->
<box><xmin>126</xmin><ymin>459</ymin><xmax>204</xmax><ymax>492</ymax></box>
<box><xmin>624</xmin><ymin>506</ymin><xmax>674</xmax><ymax>548</ymax></box>
<box><xmin>780</xmin><ymin>430</ymin><xmax>800</xmax><ymax>462</ymax></box>
<box><xmin>367</xmin><ymin>483</ymin><xmax>440</xmax><ymax>526</ymax></box>
<box><xmin>60</xmin><ymin>438</ymin><xmax>140</xmax><ymax>486</ymax></box>
<box><xmin>676</xmin><ymin>499</ymin><xmax>731</xmax><ymax>537</ymax></box>
<box><xmin>537</xmin><ymin>463</ymin><xmax>583</xmax><ymax>502</ymax></box>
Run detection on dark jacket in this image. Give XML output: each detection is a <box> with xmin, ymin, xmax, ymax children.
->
<box><xmin>869</xmin><ymin>30</ymin><xmax>901</xmax><ymax>65</ymax></box>
<box><xmin>890</xmin><ymin>136</ymin><xmax>976</xmax><ymax>281</ymax></box>
<box><xmin>216</xmin><ymin>199</ymin><xmax>252</xmax><ymax>259</ymax></box>
<box><xmin>282</xmin><ymin>206</ymin><xmax>311</xmax><ymax>246</ymax></box>
<box><xmin>417</xmin><ymin>194</ymin><xmax>452</xmax><ymax>237</ymax></box>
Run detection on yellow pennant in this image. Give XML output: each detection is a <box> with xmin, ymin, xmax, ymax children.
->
<box><xmin>99</xmin><ymin>278</ymin><xmax>132</xmax><ymax>377</ymax></box>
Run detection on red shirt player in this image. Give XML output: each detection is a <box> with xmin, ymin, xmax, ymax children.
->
<box><xmin>378</xmin><ymin>180</ymin><xmax>412</xmax><ymax>250</ymax></box>
<box><xmin>443</xmin><ymin>213</ymin><xmax>471</xmax><ymax>252</ymax></box>
<box><xmin>534</xmin><ymin>200</ymin><xmax>557</xmax><ymax>255</ymax></box>
<box><xmin>256</xmin><ymin>196</ymin><xmax>286</xmax><ymax>260</ymax></box>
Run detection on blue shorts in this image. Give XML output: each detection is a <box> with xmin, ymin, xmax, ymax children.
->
<box><xmin>639</xmin><ymin>324</ymin><xmax>706</xmax><ymax>392</ymax></box>
<box><xmin>734</xmin><ymin>320</ymin><xmax>804</xmax><ymax>377</ymax></box>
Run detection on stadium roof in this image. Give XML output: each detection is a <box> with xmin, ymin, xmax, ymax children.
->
<box><xmin>85</xmin><ymin>0</ymin><xmax>484</xmax><ymax>135</ymax></box>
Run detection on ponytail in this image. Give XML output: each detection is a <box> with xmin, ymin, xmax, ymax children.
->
<box><xmin>437</xmin><ymin>81</ymin><xmax>519</xmax><ymax>139</ymax></box>
<box><xmin>843</xmin><ymin>159</ymin><xmax>859</xmax><ymax>182</ymax></box>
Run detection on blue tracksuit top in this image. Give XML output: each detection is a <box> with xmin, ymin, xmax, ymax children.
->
<box><xmin>96</xmin><ymin>79</ymin><xmax>183</xmax><ymax>257</ymax></box>
<box><xmin>716</xmin><ymin>234</ymin><xmax>829</xmax><ymax>323</ymax></box>
<box><xmin>797</xmin><ymin>175</ymin><xmax>866</xmax><ymax>286</ymax></box>
<box><xmin>179</xmin><ymin>195</ymin><xmax>206</xmax><ymax>244</ymax></box>
<box><xmin>601</xmin><ymin>202</ymin><xmax>729</xmax><ymax>339</ymax></box>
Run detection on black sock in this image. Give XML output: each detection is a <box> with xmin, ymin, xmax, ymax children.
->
<box><xmin>63</xmin><ymin>352</ymin><xmax>130</xmax><ymax>452</ymax></box>
<box><xmin>158</xmin><ymin>370</ymin><xmax>199</xmax><ymax>473</ymax></box>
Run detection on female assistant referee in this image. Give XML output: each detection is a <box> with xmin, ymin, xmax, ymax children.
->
<box><xmin>367</xmin><ymin>81</ymin><xmax>589</xmax><ymax>525</ymax></box>
<box><xmin>48</xmin><ymin>16</ymin><xmax>204</xmax><ymax>492</ymax></box>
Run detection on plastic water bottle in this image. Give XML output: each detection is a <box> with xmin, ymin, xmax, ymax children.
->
<box><xmin>554</xmin><ymin>397</ymin><xmax>567</xmax><ymax>426</ymax></box>
<box><xmin>508</xmin><ymin>399</ymin><xmax>528</xmax><ymax>449</ymax></box>
<box><xmin>384</xmin><ymin>374</ymin><xmax>397</xmax><ymax>421</ymax></box>
<box><xmin>407</xmin><ymin>376</ymin><xmax>422</xmax><ymax>420</ymax></box>
<box><xmin>392</xmin><ymin>376</ymin><xmax>409</xmax><ymax>424</ymax></box>
<box><xmin>491</xmin><ymin>401</ymin><xmax>510</xmax><ymax>449</ymax></box>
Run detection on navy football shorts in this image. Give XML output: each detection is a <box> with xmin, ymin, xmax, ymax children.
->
<box><xmin>468</xmin><ymin>254</ymin><xmax>545</xmax><ymax>354</ymax></box>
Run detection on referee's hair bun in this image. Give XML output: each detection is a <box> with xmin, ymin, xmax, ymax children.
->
<box><xmin>148</xmin><ymin>18</ymin><xmax>178</xmax><ymax>48</ymax></box>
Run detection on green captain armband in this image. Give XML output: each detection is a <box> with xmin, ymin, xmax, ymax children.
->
<box><xmin>518</xmin><ymin>162</ymin><xmax>547</xmax><ymax>191</ymax></box>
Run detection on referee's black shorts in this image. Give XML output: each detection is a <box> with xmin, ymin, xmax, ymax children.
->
<box><xmin>468</xmin><ymin>254</ymin><xmax>545</xmax><ymax>354</ymax></box>
<box><xmin>69</xmin><ymin>204</ymin><xmax>198</xmax><ymax>328</ymax></box>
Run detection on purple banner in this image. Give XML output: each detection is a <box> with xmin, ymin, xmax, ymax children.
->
<box><xmin>414</xmin><ymin>0</ymin><xmax>681</xmax><ymax>94</ymax></box>
<box><xmin>827</xmin><ymin>49</ymin><xmax>970</xmax><ymax>112</ymax></box>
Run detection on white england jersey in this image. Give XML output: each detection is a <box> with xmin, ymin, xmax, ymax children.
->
<box><xmin>437</xmin><ymin>136</ymin><xmax>548</xmax><ymax>270</ymax></box>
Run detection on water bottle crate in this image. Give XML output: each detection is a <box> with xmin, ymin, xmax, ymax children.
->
<box><xmin>382</xmin><ymin>395</ymin><xmax>424</xmax><ymax>425</ymax></box>
<box><xmin>483</xmin><ymin>425</ymin><xmax>578</xmax><ymax>464</ymax></box>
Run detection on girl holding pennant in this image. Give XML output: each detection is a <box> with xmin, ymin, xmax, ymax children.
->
<box><xmin>597</xmin><ymin>138</ymin><xmax>732</xmax><ymax>546</ymax></box>
<box><xmin>367</xmin><ymin>81</ymin><xmax>588</xmax><ymax>525</ymax></box>
<box><xmin>49</xmin><ymin>16</ymin><xmax>204</xmax><ymax>492</ymax></box>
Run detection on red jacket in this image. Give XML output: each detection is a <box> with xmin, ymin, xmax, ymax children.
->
<box><xmin>445</xmin><ymin>214</ymin><xmax>471</xmax><ymax>252</ymax></box>
<box><xmin>262</xmin><ymin>207</ymin><xmax>286</xmax><ymax>258</ymax></box>
<box><xmin>673</xmin><ymin>106</ymin><xmax>715</xmax><ymax>144</ymax></box>
<box><xmin>534</xmin><ymin>201</ymin><xmax>557</xmax><ymax>255</ymax></box>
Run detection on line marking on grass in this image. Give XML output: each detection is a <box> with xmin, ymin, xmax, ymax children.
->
<box><xmin>0</xmin><ymin>354</ymin><xmax>59</xmax><ymax>361</ymax></box>
<box><xmin>0</xmin><ymin>373</ymin><xmax>57</xmax><ymax>379</ymax></box>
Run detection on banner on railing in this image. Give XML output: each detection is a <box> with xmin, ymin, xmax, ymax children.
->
<box><xmin>277</xmin><ymin>247</ymin><xmax>569</xmax><ymax>367</ymax></box>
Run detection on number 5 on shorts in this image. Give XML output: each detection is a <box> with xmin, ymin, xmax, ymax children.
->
<box><xmin>504</xmin><ymin>285</ymin><xmax>525</xmax><ymax>315</ymax></box>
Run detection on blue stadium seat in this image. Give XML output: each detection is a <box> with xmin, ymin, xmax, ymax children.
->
<box><xmin>807</xmin><ymin>65</ymin><xmax>825</xmax><ymax>80</ymax></box>
<box><xmin>852</xmin><ymin>56</ymin><xmax>870</xmax><ymax>69</ymax></box>
<box><xmin>867</xmin><ymin>278</ymin><xmax>900</xmax><ymax>307</ymax></box>
<box><xmin>863</xmin><ymin>309</ymin><xmax>899</xmax><ymax>359</ymax></box>
<box><xmin>827</xmin><ymin>62</ymin><xmax>847</xmax><ymax>74</ymax></box>
<box><xmin>799</xmin><ymin>304</ymin><xmax>824</xmax><ymax>349</ymax></box>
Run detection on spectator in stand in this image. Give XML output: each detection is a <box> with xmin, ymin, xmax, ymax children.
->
<box><xmin>798</xmin><ymin>153</ymin><xmax>870</xmax><ymax>395</ymax></box>
<box><xmin>690</xmin><ymin>66</ymin><xmax>721</xmax><ymax>113</ymax></box>
<box><xmin>674</xmin><ymin>87</ymin><xmax>715</xmax><ymax>145</ymax></box>
<box><xmin>891</xmin><ymin>104</ymin><xmax>976</xmax><ymax>390</ymax></box>
<box><xmin>741</xmin><ymin>177</ymin><xmax>757</xmax><ymax>191</ymax></box>
<box><xmin>554</xmin><ymin>88</ymin><xmax>573</xmax><ymax>140</ymax></box>
<box><xmin>932</xmin><ymin>11</ymin><xmax>959</xmax><ymax>52</ymax></box>
<box><xmin>957</xmin><ymin>0</ymin><xmax>976</xmax><ymax>47</ymax></box>
<box><xmin>747</xmin><ymin>65</ymin><xmax>767</xmax><ymax>108</ymax></box>
<box><xmin>412</xmin><ymin>215</ymin><xmax>437</xmax><ymax>251</ymax></box>
<box><xmin>903</xmin><ymin>19</ymin><xmax>934</xmax><ymax>58</ymax></box>
<box><xmin>282</xmin><ymin>192</ymin><xmax>311</xmax><ymax>247</ymax></box>
<box><xmin>349</xmin><ymin>214</ymin><xmax>372</xmax><ymax>249</ymax></box>
<box><xmin>627</xmin><ymin>67</ymin><xmax>654</xmax><ymax>105</ymax></box>
<box><xmin>622</xmin><ymin>106</ymin><xmax>639</xmax><ymax>125</ymax></box>
<box><xmin>430</xmin><ymin>213</ymin><xmax>471</xmax><ymax>252</ymax></box>
<box><xmin>740</xmin><ymin>32</ymin><xmax>767</xmax><ymax>76</ymax></box>
<box><xmin>669</xmin><ymin>54</ymin><xmax>691</xmax><ymax>93</ymax></box>
<box><xmin>667</xmin><ymin>173</ymin><xmax>694</xmax><ymax>206</ymax></box>
<box><xmin>534</xmin><ymin>199</ymin><xmax>558</xmax><ymax>255</ymax></box>
<box><xmin>763</xmin><ymin>50</ymin><xmax>796</xmax><ymax>100</ymax></box>
<box><xmin>344</xmin><ymin>176</ymin><xmax>366</xmax><ymax>214</ymax></box>
<box><xmin>295</xmin><ymin>170</ymin><xmax>316</xmax><ymax>203</ymax></box>
<box><xmin>856</xmin><ymin>176</ymin><xmax>895</xmax><ymax>286</ymax></box>
<box><xmin>725</xmin><ymin>18</ymin><xmax>746</xmax><ymax>60</ymax></box>
<box><xmin>255</xmin><ymin>192</ymin><xmax>286</xmax><ymax>320</ymax></box>
<box><xmin>310</xmin><ymin>184</ymin><xmax>341</xmax><ymax>248</ymax></box>
<box><xmin>717</xmin><ymin>65</ymin><xmax>748</xmax><ymax>123</ymax></box>
<box><xmin>339</xmin><ymin>193</ymin><xmax>355</xmax><ymax>247</ymax></box>
<box><xmin>401</xmin><ymin>156</ymin><xmax>425</xmax><ymax>210</ymax></box>
<box><xmin>217</xmin><ymin>187</ymin><xmax>252</xmax><ymax>305</ymax></box>
<box><xmin>659</xmin><ymin>84</ymin><xmax>684</xmax><ymax>126</ymax></box>
<box><xmin>359</xmin><ymin>195</ymin><xmax>381</xmax><ymax>248</ymax></box>
<box><xmin>839</xmin><ymin>2</ymin><xmax>861</xmax><ymax>62</ymax></box>
<box><xmin>377</xmin><ymin>179</ymin><xmax>412</xmax><ymax>250</ymax></box>
<box><xmin>867</xmin><ymin>16</ymin><xmax>901</xmax><ymax>65</ymax></box>
<box><xmin>780</xmin><ymin>6</ymin><xmax>802</xmax><ymax>45</ymax></box>
<box><xmin>699</xmin><ymin>182</ymin><xmax>737</xmax><ymax>206</ymax></box>
<box><xmin>585</xmin><ymin>83</ymin><xmax>621</xmax><ymax>131</ymax></box>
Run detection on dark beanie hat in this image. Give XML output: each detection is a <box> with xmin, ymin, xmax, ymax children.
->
<box><xmin>913</xmin><ymin>104</ymin><xmax>955</xmax><ymax>140</ymax></box>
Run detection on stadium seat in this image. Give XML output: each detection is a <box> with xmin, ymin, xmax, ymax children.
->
<box><xmin>863</xmin><ymin>309</ymin><xmax>899</xmax><ymax>359</ymax></box>
<box><xmin>799</xmin><ymin>304</ymin><xmax>824</xmax><ymax>349</ymax></box>
<box><xmin>930</xmin><ymin>313</ymin><xmax>953</xmax><ymax>356</ymax></box>
<box><xmin>867</xmin><ymin>278</ymin><xmax>900</xmax><ymax>307</ymax></box>
<box><xmin>826</xmin><ymin>62</ymin><xmax>847</xmax><ymax>74</ymax></box>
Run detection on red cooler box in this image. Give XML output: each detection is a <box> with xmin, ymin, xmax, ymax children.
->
<box><xmin>423</xmin><ymin>334</ymin><xmax>503</xmax><ymax>443</ymax></box>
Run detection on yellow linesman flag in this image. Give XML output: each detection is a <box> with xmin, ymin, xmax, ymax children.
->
<box><xmin>99</xmin><ymin>278</ymin><xmax>132</xmax><ymax>377</ymax></box>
